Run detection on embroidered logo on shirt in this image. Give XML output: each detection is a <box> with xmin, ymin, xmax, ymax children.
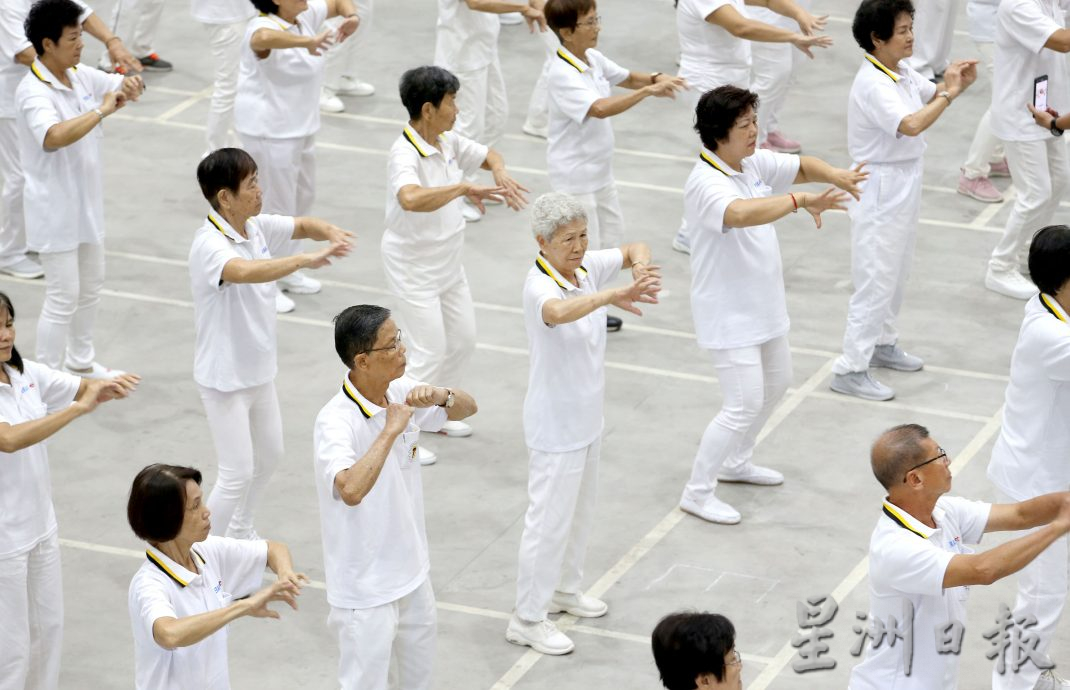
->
<box><xmin>214</xmin><ymin>580</ymin><xmax>223</xmax><ymax>594</ymax></box>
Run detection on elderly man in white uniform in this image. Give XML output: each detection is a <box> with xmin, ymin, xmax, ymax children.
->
<box><xmin>320</xmin><ymin>0</ymin><xmax>374</xmax><ymax>111</ymax></box>
<box><xmin>507</xmin><ymin>192</ymin><xmax>660</xmax><ymax>655</ymax></box>
<box><xmin>99</xmin><ymin>0</ymin><xmax>171</xmax><ymax>70</ymax></box>
<box><xmin>849</xmin><ymin>424</ymin><xmax>1070</xmax><ymax>690</ymax></box>
<box><xmin>191</xmin><ymin>0</ymin><xmax>255</xmax><ymax>152</ymax></box>
<box><xmin>314</xmin><ymin>304</ymin><xmax>477</xmax><ymax>690</ymax></box>
<box><xmin>986</xmin><ymin>225</ymin><xmax>1070</xmax><ymax>690</ymax></box>
<box><xmin>984</xmin><ymin>0</ymin><xmax>1070</xmax><ymax>300</ymax></box>
<box><xmin>16</xmin><ymin>0</ymin><xmax>144</xmax><ymax>379</ymax></box>
<box><xmin>830</xmin><ymin>0</ymin><xmax>976</xmax><ymax>402</ymax></box>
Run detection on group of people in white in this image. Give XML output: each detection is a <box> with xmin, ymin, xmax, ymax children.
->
<box><xmin>0</xmin><ymin>0</ymin><xmax>1069</xmax><ymax>689</ymax></box>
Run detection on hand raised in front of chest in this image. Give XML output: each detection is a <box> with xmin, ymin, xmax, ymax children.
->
<box><xmin>383</xmin><ymin>403</ymin><xmax>414</xmax><ymax>436</ymax></box>
<box><xmin>611</xmin><ymin>274</ymin><xmax>661</xmax><ymax>316</ymax></box>
<box><xmin>405</xmin><ymin>386</ymin><xmax>445</xmax><ymax>409</ymax></box>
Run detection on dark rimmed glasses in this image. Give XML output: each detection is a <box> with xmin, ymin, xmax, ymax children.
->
<box><xmin>902</xmin><ymin>447</ymin><xmax>948</xmax><ymax>483</ymax></box>
<box><xmin>364</xmin><ymin>330</ymin><xmax>403</xmax><ymax>354</ymax></box>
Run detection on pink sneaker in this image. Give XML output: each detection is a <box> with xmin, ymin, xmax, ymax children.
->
<box><xmin>989</xmin><ymin>158</ymin><xmax>1011</xmax><ymax>178</ymax></box>
<box><xmin>763</xmin><ymin>130</ymin><xmax>802</xmax><ymax>154</ymax></box>
<box><xmin>957</xmin><ymin>172</ymin><xmax>1003</xmax><ymax>203</ymax></box>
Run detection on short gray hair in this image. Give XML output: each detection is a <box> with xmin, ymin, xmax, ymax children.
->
<box><xmin>531</xmin><ymin>192</ymin><xmax>587</xmax><ymax>242</ymax></box>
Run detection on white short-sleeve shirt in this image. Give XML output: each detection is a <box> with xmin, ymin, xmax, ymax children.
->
<box><xmin>128</xmin><ymin>537</ymin><xmax>268</xmax><ymax>690</ymax></box>
<box><xmin>434</xmin><ymin>0</ymin><xmax>501</xmax><ymax>72</ymax></box>
<box><xmin>313</xmin><ymin>375</ymin><xmax>447</xmax><ymax>609</ymax></box>
<box><xmin>686</xmin><ymin>147</ymin><xmax>799</xmax><ymax>350</ymax></box>
<box><xmin>991</xmin><ymin>0</ymin><xmax>1068</xmax><ymax>142</ymax></box>
<box><xmin>188</xmin><ymin>213</ymin><xmax>295</xmax><ymax>392</ymax></box>
<box><xmin>0</xmin><ymin>360</ymin><xmax>80</xmax><ymax>560</ymax></box>
<box><xmin>546</xmin><ymin>46</ymin><xmax>629</xmax><ymax>194</ymax></box>
<box><xmin>676</xmin><ymin>0</ymin><xmax>751</xmax><ymax>92</ymax></box>
<box><xmin>987</xmin><ymin>294</ymin><xmax>1070</xmax><ymax>500</ymax></box>
<box><xmin>847</xmin><ymin>55</ymin><xmax>935</xmax><ymax>164</ymax></box>
<box><xmin>522</xmin><ymin>249</ymin><xmax>623</xmax><ymax>453</ymax></box>
<box><xmin>849</xmin><ymin>497</ymin><xmax>990</xmax><ymax>690</ymax></box>
<box><xmin>381</xmin><ymin>126</ymin><xmax>487</xmax><ymax>296</ymax></box>
<box><xmin>15</xmin><ymin>60</ymin><xmax>123</xmax><ymax>253</ymax></box>
<box><xmin>191</xmin><ymin>0</ymin><xmax>256</xmax><ymax>25</ymax></box>
<box><xmin>233</xmin><ymin>2</ymin><xmax>329</xmax><ymax>139</ymax></box>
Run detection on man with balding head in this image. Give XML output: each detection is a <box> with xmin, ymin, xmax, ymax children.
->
<box><xmin>849</xmin><ymin>423</ymin><xmax>1070</xmax><ymax>690</ymax></box>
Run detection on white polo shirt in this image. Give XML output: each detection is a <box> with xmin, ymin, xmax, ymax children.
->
<box><xmin>191</xmin><ymin>0</ymin><xmax>256</xmax><ymax>25</ymax></box>
<box><xmin>546</xmin><ymin>46</ymin><xmax>629</xmax><ymax>194</ymax></box>
<box><xmin>188</xmin><ymin>213</ymin><xmax>295</xmax><ymax>393</ymax></box>
<box><xmin>0</xmin><ymin>360</ymin><xmax>80</xmax><ymax>560</ymax></box>
<box><xmin>522</xmin><ymin>249</ymin><xmax>623</xmax><ymax>453</ymax></box>
<box><xmin>381</xmin><ymin>126</ymin><xmax>487</xmax><ymax>296</ymax></box>
<box><xmin>686</xmin><ymin>147</ymin><xmax>798</xmax><ymax>351</ymax></box>
<box><xmin>313</xmin><ymin>375</ymin><xmax>447</xmax><ymax>609</ymax></box>
<box><xmin>128</xmin><ymin>536</ymin><xmax>268</xmax><ymax>690</ymax></box>
<box><xmin>676</xmin><ymin>0</ymin><xmax>750</xmax><ymax>92</ymax></box>
<box><xmin>849</xmin><ymin>497</ymin><xmax>990</xmax><ymax>690</ymax></box>
<box><xmin>434</xmin><ymin>0</ymin><xmax>500</xmax><ymax>72</ymax></box>
<box><xmin>991</xmin><ymin>0</ymin><xmax>1068</xmax><ymax>142</ymax></box>
<box><xmin>988</xmin><ymin>294</ymin><xmax>1070</xmax><ymax>500</ymax></box>
<box><xmin>847</xmin><ymin>54</ymin><xmax>935</xmax><ymax>164</ymax></box>
<box><xmin>15</xmin><ymin>60</ymin><xmax>122</xmax><ymax>253</ymax></box>
<box><xmin>233</xmin><ymin>1</ymin><xmax>328</xmax><ymax>140</ymax></box>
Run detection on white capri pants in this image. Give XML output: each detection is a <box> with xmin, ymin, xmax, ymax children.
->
<box><xmin>198</xmin><ymin>381</ymin><xmax>284</xmax><ymax>539</ymax></box>
<box><xmin>0</xmin><ymin>533</ymin><xmax>63</xmax><ymax>690</ymax></box>
<box><xmin>324</xmin><ymin>0</ymin><xmax>374</xmax><ymax>88</ymax></box>
<box><xmin>0</xmin><ymin>118</ymin><xmax>27</xmax><ymax>268</ymax></box>
<box><xmin>202</xmin><ymin>21</ymin><xmax>246</xmax><ymax>152</ymax></box>
<box><xmin>238</xmin><ymin>134</ymin><xmax>316</xmax><ymax>259</ymax></box>
<box><xmin>515</xmin><ymin>439</ymin><xmax>601</xmax><ymax>622</ymax></box>
<box><xmin>452</xmin><ymin>59</ymin><xmax>508</xmax><ymax>182</ymax></box>
<box><xmin>328</xmin><ymin>578</ymin><xmax>436</xmax><ymax>690</ymax></box>
<box><xmin>569</xmin><ymin>183</ymin><xmax>625</xmax><ymax>251</ymax></box>
<box><xmin>961</xmin><ymin>41</ymin><xmax>1005</xmax><ymax>180</ymax></box>
<box><xmin>35</xmin><ymin>243</ymin><xmax>106</xmax><ymax>371</ymax></box>
<box><xmin>683</xmin><ymin>335</ymin><xmax>792</xmax><ymax>507</ymax></box>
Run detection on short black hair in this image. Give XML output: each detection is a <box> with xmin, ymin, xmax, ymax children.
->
<box><xmin>399</xmin><ymin>66</ymin><xmax>460</xmax><ymax>120</ymax></box>
<box><xmin>334</xmin><ymin>305</ymin><xmax>391</xmax><ymax>368</ymax></box>
<box><xmin>197</xmin><ymin>148</ymin><xmax>258</xmax><ymax>212</ymax></box>
<box><xmin>852</xmin><ymin>0</ymin><xmax>915</xmax><ymax>52</ymax></box>
<box><xmin>0</xmin><ymin>292</ymin><xmax>24</xmax><ymax>374</ymax></box>
<box><xmin>694</xmin><ymin>86</ymin><xmax>759</xmax><ymax>152</ymax></box>
<box><xmin>25</xmin><ymin>0</ymin><xmax>83</xmax><ymax>56</ymax></box>
<box><xmin>652</xmin><ymin>612</ymin><xmax>736</xmax><ymax>689</ymax></box>
<box><xmin>127</xmin><ymin>464</ymin><xmax>203</xmax><ymax>543</ymax></box>
<box><xmin>248</xmin><ymin>0</ymin><xmax>280</xmax><ymax>14</ymax></box>
<box><xmin>1029</xmin><ymin>225</ymin><xmax>1070</xmax><ymax>296</ymax></box>
<box><xmin>871</xmin><ymin>423</ymin><xmax>931</xmax><ymax>489</ymax></box>
<box><xmin>544</xmin><ymin>0</ymin><xmax>596</xmax><ymax>39</ymax></box>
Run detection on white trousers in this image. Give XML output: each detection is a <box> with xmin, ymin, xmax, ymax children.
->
<box><xmin>962</xmin><ymin>42</ymin><xmax>1005</xmax><ymax>180</ymax></box>
<box><xmin>324</xmin><ymin>0</ymin><xmax>374</xmax><ymax>88</ymax></box>
<box><xmin>328</xmin><ymin>578</ymin><xmax>436</xmax><ymax>690</ymax></box>
<box><xmin>107</xmin><ymin>0</ymin><xmax>165</xmax><ymax>58</ymax></box>
<box><xmin>36</xmin><ymin>244</ymin><xmax>105</xmax><ymax>371</ymax></box>
<box><xmin>452</xmin><ymin>59</ymin><xmax>508</xmax><ymax>183</ymax></box>
<box><xmin>238</xmin><ymin>134</ymin><xmax>316</xmax><ymax>259</ymax></box>
<box><xmin>990</xmin><ymin>138</ymin><xmax>1069</xmax><ymax>273</ymax></box>
<box><xmin>199</xmin><ymin>381</ymin><xmax>284</xmax><ymax>538</ymax></box>
<box><xmin>750</xmin><ymin>40</ymin><xmax>792</xmax><ymax>142</ymax></box>
<box><xmin>992</xmin><ymin>492</ymin><xmax>1069</xmax><ymax>690</ymax></box>
<box><xmin>833</xmin><ymin>159</ymin><xmax>922</xmax><ymax>375</ymax></box>
<box><xmin>0</xmin><ymin>118</ymin><xmax>27</xmax><ymax>267</ymax></box>
<box><xmin>523</xmin><ymin>29</ymin><xmax>559</xmax><ymax>133</ymax></box>
<box><xmin>570</xmin><ymin>183</ymin><xmax>624</xmax><ymax>250</ymax></box>
<box><xmin>203</xmin><ymin>21</ymin><xmax>245</xmax><ymax>152</ymax></box>
<box><xmin>385</xmin><ymin>272</ymin><xmax>476</xmax><ymax>387</ymax></box>
<box><xmin>683</xmin><ymin>336</ymin><xmax>792</xmax><ymax>506</ymax></box>
<box><xmin>0</xmin><ymin>533</ymin><xmax>63</xmax><ymax>690</ymax></box>
<box><xmin>904</xmin><ymin>0</ymin><xmax>957</xmax><ymax>79</ymax></box>
<box><xmin>515</xmin><ymin>440</ymin><xmax>601</xmax><ymax>622</ymax></box>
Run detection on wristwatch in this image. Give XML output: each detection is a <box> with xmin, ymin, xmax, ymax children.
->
<box><xmin>439</xmin><ymin>388</ymin><xmax>455</xmax><ymax>409</ymax></box>
<box><xmin>1051</xmin><ymin>120</ymin><xmax>1064</xmax><ymax>137</ymax></box>
<box><xmin>937</xmin><ymin>91</ymin><xmax>952</xmax><ymax>105</ymax></box>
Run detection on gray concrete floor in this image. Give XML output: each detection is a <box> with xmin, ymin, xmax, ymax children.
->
<box><xmin>8</xmin><ymin>0</ymin><xmax>1067</xmax><ymax>688</ymax></box>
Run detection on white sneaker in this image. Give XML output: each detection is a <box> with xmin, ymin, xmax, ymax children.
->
<box><xmin>500</xmin><ymin>11</ymin><xmax>524</xmax><ymax>24</ymax></box>
<box><xmin>679</xmin><ymin>495</ymin><xmax>741</xmax><ymax>525</ymax></box>
<box><xmin>716</xmin><ymin>462</ymin><xmax>783</xmax><ymax>485</ymax></box>
<box><xmin>417</xmin><ymin>446</ymin><xmax>437</xmax><ymax>466</ymax></box>
<box><xmin>319</xmin><ymin>88</ymin><xmax>345</xmax><ymax>113</ymax></box>
<box><xmin>985</xmin><ymin>267</ymin><xmax>1037</xmax><ymax>300</ymax></box>
<box><xmin>461</xmin><ymin>201</ymin><xmax>482</xmax><ymax>223</ymax></box>
<box><xmin>1034</xmin><ymin>670</ymin><xmax>1070</xmax><ymax>689</ymax></box>
<box><xmin>275</xmin><ymin>290</ymin><xmax>295</xmax><ymax>314</ymax></box>
<box><xmin>870</xmin><ymin>343</ymin><xmax>924</xmax><ymax>372</ymax></box>
<box><xmin>0</xmin><ymin>256</ymin><xmax>44</xmax><ymax>279</ymax></box>
<box><xmin>436</xmin><ymin>420</ymin><xmax>472</xmax><ymax>437</ymax></box>
<box><xmin>278</xmin><ymin>270</ymin><xmax>321</xmax><ymax>295</ymax></box>
<box><xmin>522</xmin><ymin>122</ymin><xmax>548</xmax><ymax>139</ymax></box>
<box><xmin>505</xmin><ymin>615</ymin><xmax>575</xmax><ymax>655</ymax></box>
<box><xmin>66</xmin><ymin>362</ymin><xmax>124</xmax><ymax>380</ymax></box>
<box><xmin>830</xmin><ymin>371</ymin><xmax>894</xmax><ymax>401</ymax></box>
<box><xmin>549</xmin><ymin>591</ymin><xmax>608</xmax><ymax>618</ymax></box>
<box><xmin>333</xmin><ymin>75</ymin><xmax>375</xmax><ymax>96</ymax></box>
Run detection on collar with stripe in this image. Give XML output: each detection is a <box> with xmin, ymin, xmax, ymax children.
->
<box><xmin>206</xmin><ymin>213</ymin><xmax>247</xmax><ymax>244</ymax></box>
<box><xmin>259</xmin><ymin>11</ymin><xmax>294</xmax><ymax>31</ymax></box>
<box><xmin>556</xmin><ymin>46</ymin><xmax>588</xmax><ymax>73</ymax></box>
<box><xmin>1040</xmin><ymin>293</ymin><xmax>1069</xmax><ymax>323</ymax></box>
<box><xmin>535</xmin><ymin>254</ymin><xmax>587</xmax><ymax>291</ymax></box>
<box><xmin>699</xmin><ymin>147</ymin><xmax>738</xmax><ymax>177</ymax></box>
<box><xmin>145</xmin><ymin>545</ymin><xmax>206</xmax><ymax>588</ymax></box>
<box><xmin>882</xmin><ymin>500</ymin><xmax>935</xmax><ymax>539</ymax></box>
<box><xmin>402</xmin><ymin>126</ymin><xmax>442</xmax><ymax>158</ymax></box>
<box><xmin>864</xmin><ymin>54</ymin><xmax>901</xmax><ymax>83</ymax></box>
<box><xmin>29</xmin><ymin>59</ymin><xmax>75</xmax><ymax>91</ymax></box>
<box><xmin>341</xmin><ymin>376</ymin><xmax>381</xmax><ymax>419</ymax></box>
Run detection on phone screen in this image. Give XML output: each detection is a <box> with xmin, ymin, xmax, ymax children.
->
<box><xmin>1035</xmin><ymin>75</ymin><xmax>1049</xmax><ymax>111</ymax></box>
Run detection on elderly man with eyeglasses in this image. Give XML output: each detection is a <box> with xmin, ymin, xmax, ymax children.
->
<box><xmin>848</xmin><ymin>423</ymin><xmax>1070</xmax><ymax>690</ymax></box>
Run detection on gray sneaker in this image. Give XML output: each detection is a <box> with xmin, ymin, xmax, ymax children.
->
<box><xmin>830</xmin><ymin>371</ymin><xmax>894</xmax><ymax>401</ymax></box>
<box><xmin>870</xmin><ymin>344</ymin><xmax>924</xmax><ymax>371</ymax></box>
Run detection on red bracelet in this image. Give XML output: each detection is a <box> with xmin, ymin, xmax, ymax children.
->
<box><xmin>790</xmin><ymin>193</ymin><xmax>798</xmax><ymax>212</ymax></box>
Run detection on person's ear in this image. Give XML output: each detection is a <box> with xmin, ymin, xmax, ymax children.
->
<box><xmin>536</xmin><ymin>234</ymin><xmax>548</xmax><ymax>252</ymax></box>
<box><xmin>420</xmin><ymin>101</ymin><xmax>435</xmax><ymax>122</ymax></box>
<box><xmin>695</xmin><ymin>673</ymin><xmax>715</xmax><ymax>687</ymax></box>
<box><xmin>216</xmin><ymin>188</ymin><xmax>232</xmax><ymax>212</ymax></box>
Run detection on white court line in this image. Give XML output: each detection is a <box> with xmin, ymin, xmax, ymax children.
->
<box><xmin>807</xmin><ymin>390</ymin><xmax>993</xmax><ymax>424</ymax></box>
<box><xmin>745</xmin><ymin>407</ymin><xmax>1004</xmax><ymax>689</ymax></box>
<box><xmin>970</xmin><ymin>186</ymin><xmax>1015</xmax><ymax>229</ymax></box>
<box><xmin>155</xmin><ymin>88</ymin><xmax>212</xmax><ymax>122</ymax></box>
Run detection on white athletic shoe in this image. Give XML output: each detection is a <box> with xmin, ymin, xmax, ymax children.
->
<box><xmin>549</xmin><ymin>591</ymin><xmax>608</xmax><ymax>618</ymax></box>
<box><xmin>436</xmin><ymin>420</ymin><xmax>472</xmax><ymax>437</ymax></box>
<box><xmin>985</xmin><ymin>267</ymin><xmax>1037</xmax><ymax>300</ymax></box>
<box><xmin>417</xmin><ymin>446</ymin><xmax>438</xmax><ymax>466</ymax></box>
<box><xmin>461</xmin><ymin>201</ymin><xmax>483</xmax><ymax>223</ymax></box>
<box><xmin>332</xmin><ymin>75</ymin><xmax>375</xmax><ymax>96</ymax></box>
<box><xmin>278</xmin><ymin>270</ymin><xmax>321</xmax><ymax>295</ymax></box>
<box><xmin>0</xmin><ymin>256</ymin><xmax>44</xmax><ymax>279</ymax></box>
<box><xmin>716</xmin><ymin>462</ymin><xmax>783</xmax><ymax>485</ymax></box>
<box><xmin>505</xmin><ymin>615</ymin><xmax>575</xmax><ymax>655</ymax></box>
<box><xmin>679</xmin><ymin>495</ymin><xmax>741</xmax><ymax>525</ymax></box>
<box><xmin>870</xmin><ymin>343</ymin><xmax>924</xmax><ymax>372</ymax></box>
<box><xmin>275</xmin><ymin>290</ymin><xmax>295</xmax><ymax>314</ymax></box>
<box><xmin>319</xmin><ymin>88</ymin><xmax>345</xmax><ymax>113</ymax></box>
<box><xmin>829</xmin><ymin>371</ymin><xmax>894</xmax><ymax>401</ymax></box>
<box><xmin>66</xmin><ymin>362</ymin><xmax>125</xmax><ymax>380</ymax></box>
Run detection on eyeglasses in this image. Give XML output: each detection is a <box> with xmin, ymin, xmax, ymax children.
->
<box><xmin>902</xmin><ymin>447</ymin><xmax>949</xmax><ymax>483</ymax></box>
<box><xmin>726</xmin><ymin>649</ymin><xmax>742</xmax><ymax>667</ymax></box>
<box><xmin>577</xmin><ymin>14</ymin><xmax>601</xmax><ymax>27</ymax></box>
<box><xmin>363</xmin><ymin>330</ymin><xmax>403</xmax><ymax>354</ymax></box>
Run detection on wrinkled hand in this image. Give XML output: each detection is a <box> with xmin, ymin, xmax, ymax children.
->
<box><xmin>245</xmin><ymin>579</ymin><xmax>300</xmax><ymax>618</ymax></box>
<box><xmin>383</xmin><ymin>403</ymin><xmax>414</xmax><ymax>436</ymax></box>
<box><xmin>611</xmin><ymin>274</ymin><xmax>661</xmax><ymax>316</ymax></box>
<box><xmin>791</xmin><ymin>33</ymin><xmax>833</xmax><ymax>59</ymax></box>
<box><xmin>522</xmin><ymin>6</ymin><xmax>547</xmax><ymax>32</ymax></box>
<box><xmin>491</xmin><ymin>170</ymin><xmax>530</xmax><ymax>211</ymax></box>
<box><xmin>337</xmin><ymin>16</ymin><xmax>360</xmax><ymax>42</ymax></box>
<box><xmin>464</xmin><ymin>184</ymin><xmax>506</xmax><ymax>214</ymax></box>
<box><xmin>306</xmin><ymin>29</ymin><xmax>333</xmax><ymax>56</ymax></box>
<box><xmin>405</xmin><ymin>385</ymin><xmax>445</xmax><ymax>408</ymax></box>
<box><xmin>630</xmin><ymin>261</ymin><xmax>661</xmax><ymax>282</ymax></box>
<box><xmin>1027</xmin><ymin>103</ymin><xmax>1057</xmax><ymax>129</ymax></box>
<box><xmin>97</xmin><ymin>373</ymin><xmax>141</xmax><ymax>403</ymax></box>
<box><xmin>833</xmin><ymin>162</ymin><xmax>868</xmax><ymax>201</ymax></box>
<box><xmin>801</xmin><ymin>187</ymin><xmax>849</xmax><ymax>229</ymax></box>
<box><xmin>100</xmin><ymin>91</ymin><xmax>126</xmax><ymax>116</ymax></box>
<box><xmin>107</xmin><ymin>40</ymin><xmax>142</xmax><ymax>74</ymax></box>
<box><xmin>943</xmin><ymin>59</ymin><xmax>978</xmax><ymax>95</ymax></box>
<box><xmin>121</xmin><ymin>75</ymin><xmax>144</xmax><ymax>102</ymax></box>
<box><xmin>647</xmin><ymin>75</ymin><xmax>687</xmax><ymax>99</ymax></box>
<box><xmin>276</xmin><ymin>571</ymin><xmax>309</xmax><ymax>590</ymax></box>
<box><xmin>304</xmin><ymin>239</ymin><xmax>351</xmax><ymax>269</ymax></box>
<box><xmin>797</xmin><ymin>12</ymin><xmax>828</xmax><ymax>36</ymax></box>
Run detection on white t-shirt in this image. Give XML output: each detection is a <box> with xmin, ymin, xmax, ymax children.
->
<box><xmin>234</xmin><ymin>2</ymin><xmax>329</xmax><ymax>139</ymax></box>
<box><xmin>991</xmin><ymin>0</ymin><xmax>1068</xmax><ymax>142</ymax></box>
<box><xmin>546</xmin><ymin>46</ymin><xmax>629</xmax><ymax>194</ymax></box>
<box><xmin>188</xmin><ymin>213</ymin><xmax>295</xmax><ymax>392</ymax></box>
<box><xmin>849</xmin><ymin>497</ymin><xmax>990</xmax><ymax>690</ymax></box>
<box><xmin>987</xmin><ymin>294</ymin><xmax>1070</xmax><ymax>500</ymax></box>
<box><xmin>128</xmin><ymin>537</ymin><xmax>268</xmax><ymax>690</ymax></box>
<box><xmin>434</xmin><ymin>0</ymin><xmax>501</xmax><ymax>72</ymax></box>
<box><xmin>0</xmin><ymin>360</ymin><xmax>80</xmax><ymax>560</ymax></box>
<box><xmin>522</xmin><ymin>249</ymin><xmax>623</xmax><ymax>453</ymax></box>
<box><xmin>381</xmin><ymin>126</ymin><xmax>487</xmax><ymax>296</ymax></box>
<box><xmin>313</xmin><ymin>375</ymin><xmax>447</xmax><ymax>609</ymax></box>
<box><xmin>191</xmin><ymin>0</ymin><xmax>256</xmax><ymax>25</ymax></box>
<box><xmin>676</xmin><ymin>0</ymin><xmax>751</xmax><ymax>92</ymax></box>
<box><xmin>686</xmin><ymin>148</ymin><xmax>799</xmax><ymax>350</ymax></box>
<box><xmin>15</xmin><ymin>59</ymin><xmax>123</xmax><ymax>253</ymax></box>
<box><xmin>847</xmin><ymin>54</ymin><xmax>935</xmax><ymax>164</ymax></box>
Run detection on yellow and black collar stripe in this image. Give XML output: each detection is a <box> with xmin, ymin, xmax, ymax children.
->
<box><xmin>206</xmin><ymin>214</ymin><xmax>234</xmax><ymax>241</ymax></box>
<box><xmin>556</xmin><ymin>48</ymin><xmax>587</xmax><ymax>73</ymax></box>
<box><xmin>535</xmin><ymin>256</ymin><xmax>586</xmax><ymax>290</ymax></box>
<box><xmin>30</xmin><ymin>63</ymin><xmax>51</xmax><ymax>86</ymax></box>
<box><xmin>1040</xmin><ymin>294</ymin><xmax>1068</xmax><ymax>323</ymax></box>
<box><xmin>700</xmin><ymin>151</ymin><xmax>730</xmax><ymax>176</ymax></box>
<box><xmin>882</xmin><ymin>502</ymin><xmax>928</xmax><ymax>539</ymax></box>
<box><xmin>865</xmin><ymin>54</ymin><xmax>900</xmax><ymax>82</ymax></box>
<box><xmin>145</xmin><ymin>548</ymin><xmax>206</xmax><ymax>588</ymax></box>
<box><xmin>402</xmin><ymin>127</ymin><xmax>433</xmax><ymax>158</ymax></box>
<box><xmin>342</xmin><ymin>379</ymin><xmax>374</xmax><ymax>419</ymax></box>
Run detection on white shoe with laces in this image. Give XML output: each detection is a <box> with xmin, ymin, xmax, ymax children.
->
<box><xmin>549</xmin><ymin>591</ymin><xmax>608</xmax><ymax>618</ymax></box>
<box><xmin>275</xmin><ymin>290</ymin><xmax>295</xmax><ymax>314</ymax></box>
<box><xmin>829</xmin><ymin>371</ymin><xmax>894</xmax><ymax>401</ymax></box>
<box><xmin>870</xmin><ymin>343</ymin><xmax>924</xmax><ymax>372</ymax></box>
<box><xmin>505</xmin><ymin>615</ymin><xmax>575</xmax><ymax>655</ymax></box>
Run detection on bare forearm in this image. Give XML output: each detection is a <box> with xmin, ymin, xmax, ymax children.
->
<box><xmin>542</xmin><ymin>289</ymin><xmax>615</xmax><ymax>325</ymax></box>
<box><xmin>589</xmin><ymin>89</ymin><xmax>650</xmax><ymax>119</ymax></box>
<box><xmin>15</xmin><ymin>47</ymin><xmax>35</xmax><ymax>66</ymax></box>
<box><xmin>723</xmin><ymin>195</ymin><xmax>798</xmax><ymax>228</ymax></box>
<box><xmin>618</xmin><ymin>72</ymin><xmax>658</xmax><ymax>90</ymax></box>
<box><xmin>445</xmin><ymin>389</ymin><xmax>477</xmax><ymax>420</ymax></box>
<box><xmin>221</xmin><ymin>255</ymin><xmax>317</xmax><ymax>284</ymax></box>
<box><xmin>620</xmin><ymin>242</ymin><xmax>652</xmax><ymax>268</ymax></box>
<box><xmin>336</xmin><ymin>432</ymin><xmax>397</xmax><ymax>505</ymax></box>
<box><xmin>796</xmin><ymin>156</ymin><xmax>836</xmax><ymax>185</ymax></box>
<box><xmin>292</xmin><ymin>217</ymin><xmax>333</xmax><ymax>241</ymax></box>
<box><xmin>899</xmin><ymin>97</ymin><xmax>950</xmax><ymax>137</ymax></box>
<box><xmin>0</xmin><ymin>405</ymin><xmax>85</xmax><ymax>453</ymax></box>
<box><xmin>153</xmin><ymin>603</ymin><xmax>251</xmax><ymax>649</ymax></box>
<box><xmin>983</xmin><ymin>523</ymin><xmax>1067</xmax><ymax>582</ymax></box>
<box><xmin>81</xmin><ymin>12</ymin><xmax>117</xmax><ymax>44</ymax></box>
<box><xmin>764</xmin><ymin>0</ymin><xmax>807</xmax><ymax>23</ymax></box>
<box><xmin>43</xmin><ymin>111</ymin><xmax>102</xmax><ymax>149</ymax></box>
<box><xmin>397</xmin><ymin>184</ymin><xmax>469</xmax><ymax>212</ymax></box>
<box><xmin>481</xmin><ymin>148</ymin><xmax>505</xmax><ymax>173</ymax></box>
<box><xmin>329</xmin><ymin>0</ymin><xmax>357</xmax><ymax>18</ymax></box>
<box><xmin>1011</xmin><ymin>494</ymin><xmax>1070</xmax><ymax>530</ymax></box>
<box><xmin>466</xmin><ymin>0</ymin><xmax>530</xmax><ymax>13</ymax></box>
<box><xmin>733</xmin><ymin>18</ymin><xmax>798</xmax><ymax>43</ymax></box>
<box><xmin>251</xmin><ymin>29</ymin><xmax>312</xmax><ymax>52</ymax></box>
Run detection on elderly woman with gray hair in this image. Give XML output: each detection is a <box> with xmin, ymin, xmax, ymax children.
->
<box><xmin>507</xmin><ymin>192</ymin><xmax>660</xmax><ymax>655</ymax></box>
